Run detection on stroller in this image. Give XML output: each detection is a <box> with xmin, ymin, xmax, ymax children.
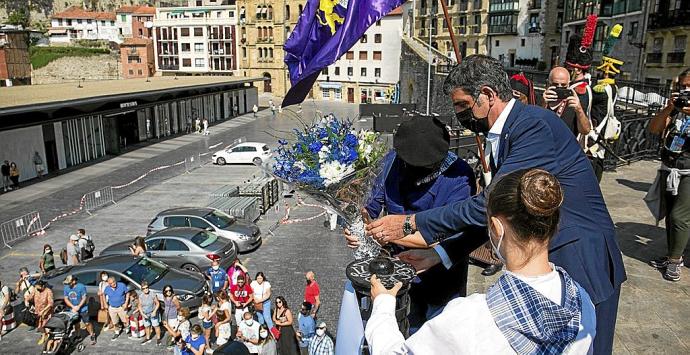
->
<box><xmin>42</xmin><ymin>311</ymin><xmax>85</xmax><ymax>354</ymax></box>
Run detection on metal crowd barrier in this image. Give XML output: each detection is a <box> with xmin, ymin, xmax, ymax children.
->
<box><xmin>84</xmin><ymin>186</ymin><xmax>116</xmax><ymax>215</ymax></box>
<box><xmin>1</xmin><ymin>211</ymin><xmax>43</xmax><ymax>248</ymax></box>
<box><xmin>185</xmin><ymin>153</ymin><xmax>203</xmax><ymax>173</ymax></box>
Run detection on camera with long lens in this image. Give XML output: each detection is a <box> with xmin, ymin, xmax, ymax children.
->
<box><xmin>673</xmin><ymin>90</ymin><xmax>690</xmax><ymax>108</ymax></box>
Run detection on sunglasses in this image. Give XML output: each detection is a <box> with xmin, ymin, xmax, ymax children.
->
<box><xmin>142</xmin><ymin>287</ymin><xmax>149</xmax><ymax>290</ymax></box>
<box><xmin>317</xmin><ymin>326</ymin><xmax>326</xmax><ymax>330</ymax></box>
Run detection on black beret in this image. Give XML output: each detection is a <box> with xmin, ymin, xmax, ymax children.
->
<box><xmin>394</xmin><ymin>116</ymin><xmax>450</xmax><ymax>168</ymax></box>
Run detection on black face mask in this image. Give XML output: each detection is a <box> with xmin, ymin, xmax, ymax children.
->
<box><xmin>456</xmin><ymin>103</ymin><xmax>490</xmax><ymax>134</ymax></box>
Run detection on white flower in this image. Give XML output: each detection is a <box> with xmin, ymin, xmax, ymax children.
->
<box><xmin>319</xmin><ymin>161</ymin><xmax>354</xmax><ymax>186</ymax></box>
<box><xmin>294</xmin><ymin>161</ymin><xmax>306</xmax><ymax>172</ymax></box>
<box><xmin>318</xmin><ymin>145</ymin><xmax>330</xmax><ymax>163</ymax></box>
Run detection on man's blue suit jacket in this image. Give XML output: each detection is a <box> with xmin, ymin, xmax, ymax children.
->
<box><xmin>415</xmin><ymin>101</ymin><xmax>627</xmax><ymax>305</ymax></box>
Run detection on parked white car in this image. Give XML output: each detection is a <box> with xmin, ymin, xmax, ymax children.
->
<box><xmin>212</xmin><ymin>142</ymin><xmax>272</xmax><ymax>165</ymax></box>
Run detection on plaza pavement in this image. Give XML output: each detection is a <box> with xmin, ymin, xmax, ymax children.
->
<box><xmin>0</xmin><ymin>101</ymin><xmax>687</xmax><ymax>354</ymax></box>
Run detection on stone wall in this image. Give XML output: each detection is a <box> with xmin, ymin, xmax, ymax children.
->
<box><xmin>32</xmin><ymin>53</ymin><xmax>120</xmax><ymax>84</ymax></box>
<box><xmin>399</xmin><ymin>40</ymin><xmax>453</xmax><ymax>116</ymax></box>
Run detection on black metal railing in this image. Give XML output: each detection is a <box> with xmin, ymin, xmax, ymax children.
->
<box><xmin>604</xmin><ymin>113</ymin><xmax>662</xmax><ymax>170</ymax></box>
<box><xmin>647</xmin><ymin>52</ymin><xmax>663</xmax><ymax>64</ymax></box>
<box><xmin>488</xmin><ymin>24</ymin><xmax>517</xmax><ymax>34</ymax></box>
<box><xmin>649</xmin><ymin>9</ymin><xmax>690</xmax><ymax>30</ymax></box>
<box><xmin>667</xmin><ymin>52</ymin><xmax>686</xmax><ymax>64</ymax></box>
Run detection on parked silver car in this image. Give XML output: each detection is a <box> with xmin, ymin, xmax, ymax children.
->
<box><xmin>100</xmin><ymin>227</ymin><xmax>237</xmax><ymax>273</ymax></box>
<box><xmin>147</xmin><ymin>207</ymin><xmax>261</xmax><ymax>252</ymax></box>
<box><xmin>41</xmin><ymin>256</ymin><xmax>208</xmax><ymax>312</ymax></box>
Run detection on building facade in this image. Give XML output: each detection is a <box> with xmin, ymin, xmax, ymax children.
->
<box><xmin>236</xmin><ymin>0</ymin><xmax>303</xmax><ymax>97</ymax></box>
<box><xmin>542</xmin><ymin>0</ymin><xmax>565</xmax><ymax>68</ymax></box>
<box><xmin>487</xmin><ymin>0</ymin><xmax>546</xmax><ymax>69</ymax></box>
<box><xmin>152</xmin><ymin>1</ymin><xmax>238</xmax><ymax>75</ymax></box>
<box><xmin>643</xmin><ymin>0</ymin><xmax>690</xmax><ymax>87</ymax></box>
<box><xmin>314</xmin><ymin>9</ymin><xmax>404</xmax><ymax>104</ymax></box>
<box><xmin>120</xmin><ymin>38</ymin><xmax>155</xmax><ymax>78</ymax></box>
<box><xmin>49</xmin><ymin>6</ymin><xmax>120</xmax><ymax>44</ymax></box>
<box><xmin>0</xmin><ymin>28</ymin><xmax>31</xmax><ymax>86</ymax></box>
<box><xmin>116</xmin><ymin>5</ymin><xmax>156</xmax><ymax>39</ymax></box>
<box><xmin>561</xmin><ymin>0</ymin><xmax>646</xmax><ymax>80</ymax></box>
<box><xmin>414</xmin><ymin>0</ymin><xmax>489</xmax><ymax>61</ymax></box>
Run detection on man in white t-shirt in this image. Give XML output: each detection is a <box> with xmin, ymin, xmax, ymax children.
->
<box><xmin>237</xmin><ymin>311</ymin><xmax>260</xmax><ymax>354</ymax></box>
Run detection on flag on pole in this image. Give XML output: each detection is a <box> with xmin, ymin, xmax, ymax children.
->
<box><xmin>282</xmin><ymin>0</ymin><xmax>405</xmax><ymax>107</ymax></box>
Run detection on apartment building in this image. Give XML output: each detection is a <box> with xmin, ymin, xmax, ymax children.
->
<box><xmin>152</xmin><ymin>1</ymin><xmax>238</xmax><ymax>75</ymax></box>
<box><xmin>314</xmin><ymin>8</ymin><xmax>404</xmax><ymax>104</ymax></box>
<box><xmin>116</xmin><ymin>5</ymin><xmax>156</xmax><ymax>39</ymax></box>
<box><xmin>643</xmin><ymin>0</ymin><xmax>690</xmax><ymax>87</ymax></box>
<box><xmin>49</xmin><ymin>6</ymin><xmax>120</xmax><ymax>44</ymax></box>
<box><xmin>487</xmin><ymin>0</ymin><xmax>546</xmax><ymax>68</ymax></box>
<box><xmin>236</xmin><ymin>0</ymin><xmax>303</xmax><ymax>96</ymax></box>
<box><xmin>560</xmin><ymin>0</ymin><xmax>647</xmax><ymax>80</ymax></box>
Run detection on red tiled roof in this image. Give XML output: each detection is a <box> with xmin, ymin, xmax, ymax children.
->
<box><xmin>116</xmin><ymin>5</ymin><xmax>156</xmax><ymax>15</ymax></box>
<box><xmin>387</xmin><ymin>6</ymin><xmax>404</xmax><ymax>16</ymax></box>
<box><xmin>52</xmin><ymin>6</ymin><xmax>116</xmax><ymax>21</ymax></box>
<box><xmin>122</xmin><ymin>37</ymin><xmax>152</xmax><ymax>45</ymax></box>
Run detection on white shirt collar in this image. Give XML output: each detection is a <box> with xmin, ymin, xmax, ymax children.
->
<box><xmin>488</xmin><ymin>98</ymin><xmax>516</xmax><ymax>138</ymax></box>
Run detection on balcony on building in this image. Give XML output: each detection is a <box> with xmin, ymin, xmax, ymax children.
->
<box><xmin>528</xmin><ymin>0</ymin><xmax>542</xmax><ymax>10</ymax></box>
<box><xmin>489</xmin><ymin>0</ymin><xmax>519</xmax><ymax>13</ymax></box>
<box><xmin>459</xmin><ymin>1</ymin><xmax>469</xmax><ymax>12</ymax></box>
<box><xmin>649</xmin><ymin>9</ymin><xmax>690</xmax><ymax>30</ymax></box>
<box><xmin>646</xmin><ymin>52</ymin><xmax>663</xmax><ymax>64</ymax></box>
<box><xmin>488</xmin><ymin>24</ymin><xmax>517</xmax><ymax>34</ymax></box>
<box><xmin>667</xmin><ymin>52</ymin><xmax>686</xmax><ymax>64</ymax></box>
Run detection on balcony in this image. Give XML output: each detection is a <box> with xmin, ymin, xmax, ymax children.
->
<box><xmin>528</xmin><ymin>0</ymin><xmax>541</xmax><ymax>10</ymax></box>
<box><xmin>489</xmin><ymin>1</ymin><xmax>518</xmax><ymax>13</ymax></box>
<box><xmin>649</xmin><ymin>10</ymin><xmax>690</xmax><ymax>30</ymax></box>
<box><xmin>646</xmin><ymin>52</ymin><xmax>662</xmax><ymax>64</ymax></box>
<box><xmin>458</xmin><ymin>2</ymin><xmax>468</xmax><ymax>11</ymax></box>
<box><xmin>667</xmin><ymin>52</ymin><xmax>686</xmax><ymax>64</ymax></box>
<box><xmin>488</xmin><ymin>24</ymin><xmax>516</xmax><ymax>34</ymax></box>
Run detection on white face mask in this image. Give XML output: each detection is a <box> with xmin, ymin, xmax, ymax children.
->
<box><xmin>316</xmin><ymin>328</ymin><xmax>325</xmax><ymax>337</ymax></box>
<box><xmin>212</xmin><ymin>265</ymin><xmax>219</xmax><ymax>271</ymax></box>
<box><xmin>45</xmin><ymin>249</ymin><xmax>51</xmax><ymax>253</ymax></box>
<box><xmin>101</xmin><ymin>276</ymin><xmax>108</xmax><ymax>281</ymax></box>
<box><xmin>259</xmin><ymin>330</ymin><xmax>268</xmax><ymax>338</ymax></box>
<box><xmin>489</xmin><ymin>218</ymin><xmax>507</xmax><ymax>265</ymax></box>
<box><xmin>191</xmin><ymin>335</ymin><xmax>199</xmax><ymax>341</ymax></box>
<box><xmin>245</xmin><ymin>319</ymin><xmax>254</xmax><ymax>326</ymax></box>
<box><xmin>177</xmin><ymin>315</ymin><xmax>184</xmax><ymax>322</ymax></box>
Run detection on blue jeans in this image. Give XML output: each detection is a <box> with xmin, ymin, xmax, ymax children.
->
<box><xmin>256</xmin><ymin>299</ymin><xmax>273</xmax><ymax>329</ymax></box>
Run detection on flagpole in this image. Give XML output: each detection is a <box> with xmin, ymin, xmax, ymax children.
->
<box><xmin>426</xmin><ymin>12</ymin><xmax>432</xmax><ymax>115</ymax></box>
<box><xmin>437</xmin><ymin>0</ymin><xmax>491</xmax><ymax>178</ymax></box>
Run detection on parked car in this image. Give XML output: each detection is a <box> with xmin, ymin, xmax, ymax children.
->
<box><xmin>147</xmin><ymin>207</ymin><xmax>262</xmax><ymax>252</ymax></box>
<box><xmin>100</xmin><ymin>227</ymin><xmax>237</xmax><ymax>273</ymax></box>
<box><xmin>41</xmin><ymin>256</ymin><xmax>208</xmax><ymax>312</ymax></box>
<box><xmin>212</xmin><ymin>142</ymin><xmax>271</xmax><ymax>165</ymax></box>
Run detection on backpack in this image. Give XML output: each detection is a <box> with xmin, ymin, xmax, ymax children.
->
<box><xmin>81</xmin><ymin>238</ymin><xmax>95</xmax><ymax>260</ymax></box>
<box><xmin>60</xmin><ymin>248</ymin><xmax>68</xmax><ymax>265</ymax></box>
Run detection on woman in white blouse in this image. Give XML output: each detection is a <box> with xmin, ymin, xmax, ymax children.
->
<box><xmin>250</xmin><ymin>272</ymin><xmax>273</xmax><ymax>329</ymax></box>
<box><xmin>365</xmin><ymin>169</ymin><xmax>596</xmax><ymax>354</ymax></box>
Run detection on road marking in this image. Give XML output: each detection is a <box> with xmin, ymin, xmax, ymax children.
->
<box><xmin>0</xmin><ymin>251</ymin><xmax>41</xmax><ymax>260</ymax></box>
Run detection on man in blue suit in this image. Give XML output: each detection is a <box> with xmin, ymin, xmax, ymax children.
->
<box><xmin>367</xmin><ymin>55</ymin><xmax>626</xmax><ymax>354</ymax></box>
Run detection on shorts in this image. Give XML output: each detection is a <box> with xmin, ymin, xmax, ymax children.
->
<box><xmin>165</xmin><ymin>318</ymin><xmax>179</xmax><ymax>329</ymax></box>
<box><xmin>143</xmin><ymin>314</ymin><xmax>160</xmax><ymax>327</ymax></box>
<box><xmin>202</xmin><ymin>320</ymin><xmax>213</xmax><ymax>329</ymax></box>
<box><xmin>79</xmin><ymin>311</ymin><xmax>90</xmax><ymax>324</ymax></box>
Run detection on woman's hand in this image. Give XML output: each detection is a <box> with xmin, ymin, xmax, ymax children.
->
<box><xmin>370</xmin><ymin>275</ymin><xmax>402</xmax><ymax>301</ymax></box>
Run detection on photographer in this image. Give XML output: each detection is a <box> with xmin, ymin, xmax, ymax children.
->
<box><xmin>647</xmin><ymin>68</ymin><xmax>690</xmax><ymax>282</ymax></box>
<box><xmin>543</xmin><ymin>66</ymin><xmax>592</xmax><ymax>137</ymax></box>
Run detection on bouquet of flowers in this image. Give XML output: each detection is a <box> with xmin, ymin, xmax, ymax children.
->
<box><xmin>269</xmin><ymin>114</ymin><xmax>388</xmax><ymax>259</ymax></box>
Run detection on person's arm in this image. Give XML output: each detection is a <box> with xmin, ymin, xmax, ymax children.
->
<box><xmin>190</xmin><ymin>343</ymin><xmax>205</xmax><ymax>355</ymax></box>
<box><xmin>272</xmin><ymin>309</ymin><xmax>279</xmax><ymax>325</ymax></box>
<box><xmin>152</xmin><ymin>295</ymin><xmax>160</xmax><ymax>314</ymax></box>
<box><xmin>284</xmin><ymin>309</ymin><xmax>293</xmax><ymax>326</ymax></box>
<box><xmin>364</xmin><ymin>153</ymin><xmax>394</xmax><ymax>219</ymax></box>
<box><xmin>222</xmin><ymin>275</ymin><xmax>229</xmax><ymax>291</ymax></box>
<box><xmin>244</xmin><ymin>292</ymin><xmax>254</xmax><ymax>307</ymax></box>
<box><xmin>312</xmin><ymin>294</ymin><xmax>320</xmax><ymax>316</ymax></box>
<box><xmin>649</xmin><ymin>98</ymin><xmax>675</xmax><ymax>135</ymax></box>
<box><xmin>77</xmin><ymin>290</ymin><xmax>87</xmax><ymax>310</ymax></box>
<box><xmin>567</xmin><ymin>91</ymin><xmax>592</xmax><ymax>134</ymax></box>
<box><xmin>263</xmin><ymin>285</ymin><xmax>272</xmax><ymax>303</ymax></box>
<box><xmin>39</xmin><ymin>256</ymin><xmax>46</xmax><ymax>273</ymax></box>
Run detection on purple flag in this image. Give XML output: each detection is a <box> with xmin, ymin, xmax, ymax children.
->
<box><xmin>282</xmin><ymin>0</ymin><xmax>405</xmax><ymax>107</ymax></box>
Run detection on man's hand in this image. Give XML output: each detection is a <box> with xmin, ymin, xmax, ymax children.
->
<box><xmin>370</xmin><ymin>275</ymin><xmax>402</xmax><ymax>301</ymax></box>
<box><xmin>71</xmin><ymin>306</ymin><xmax>79</xmax><ymax>313</ymax></box>
<box><xmin>543</xmin><ymin>86</ymin><xmax>559</xmax><ymax>103</ymax></box>
<box><xmin>367</xmin><ymin>214</ymin><xmax>408</xmax><ymax>244</ymax></box>
<box><xmin>344</xmin><ymin>209</ymin><xmax>374</xmax><ymax>249</ymax></box>
<box><xmin>566</xmin><ymin>89</ymin><xmax>583</xmax><ymax>112</ymax></box>
<box><xmin>397</xmin><ymin>248</ymin><xmax>442</xmax><ymax>274</ymax></box>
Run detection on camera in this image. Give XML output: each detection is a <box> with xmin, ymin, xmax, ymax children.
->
<box><xmin>554</xmin><ymin>87</ymin><xmax>572</xmax><ymax>101</ymax></box>
<box><xmin>673</xmin><ymin>90</ymin><xmax>690</xmax><ymax>108</ymax></box>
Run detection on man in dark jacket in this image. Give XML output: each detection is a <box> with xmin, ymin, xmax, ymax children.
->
<box><xmin>2</xmin><ymin>160</ymin><xmax>10</xmax><ymax>192</ymax></box>
<box><xmin>367</xmin><ymin>55</ymin><xmax>626</xmax><ymax>354</ymax></box>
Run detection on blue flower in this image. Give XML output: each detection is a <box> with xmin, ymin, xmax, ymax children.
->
<box><xmin>344</xmin><ymin>133</ymin><xmax>358</xmax><ymax>148</ymax></box>
<box><xmin>309</xmin><ymin>141</ymin><xmax>323</xmax><ymax>153</ymax></box>
<box><xmin>278</xmin><ymin>139</ymin><xmax>288</xmax><ymax>145</ymax></box>
<box><xmin>318</xmin><ymin>128</ymin><xmax>328</xmax><ymax>139</ymax></box>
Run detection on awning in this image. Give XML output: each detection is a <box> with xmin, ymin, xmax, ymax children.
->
<box><xmin>319</xmin><ymin>82</ymin><xmax>342</xmax><ymax>89</ymax></box>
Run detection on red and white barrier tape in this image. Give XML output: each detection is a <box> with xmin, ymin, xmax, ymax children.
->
<box><xmin>279</xmin><ymin>193</ymin><xmax>331</xmax><ymax>225</ymax></box>
<box><xmin>112</xmin><ymin>160</ymin><xmax>186</xmax><ymax>190</ymax></box>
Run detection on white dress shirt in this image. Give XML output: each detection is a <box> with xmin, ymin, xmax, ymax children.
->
<box><xmin>486</xmin><ymin>98</ymin><xmax>517</xmax><ymax>165</ymax></box>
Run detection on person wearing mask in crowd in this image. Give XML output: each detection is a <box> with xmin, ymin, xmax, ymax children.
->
<box><xmin>345</xmin><ymin>116</ymin><xmax>484</xmax><ymax>327</ymax></box>
<box><xmin>126</xmin><ymin>290</ymin><xmax>144</xmax><ymax>339</ymax></box>
<box><xmin>97</xmin><ymin>271</ymin><xmax>113</xmax><ymax>331</ymax></box>
<box><xmin>366</xmin><ymin>55</ymin><xmax>625</xmax><ymax>355</ymax></box>
<box><xmin>33</xmin><ymin>151</ymin><xmax>44</xmax><ymax>178</ymax></box>
<box><xmin>365</xmin><ymin>169</ymin><xmax>596</xmax><ymax>354</ymax></box>
<box><xmin>542</xmin><ymin>66</ymin><xmax>592</xmax><ymax>138</ymax></box>
<box><xmin>198</xmin><ymin>295</ymin><xmax>215</xmax><ymax>353</ymax></box>
<box><xmin>103</xmin><ymin>276</ymin><xmax>130</xmax><ymax>340</ymax></box>
<box><xmin>9</xmin><ymin>162</ymin><xmax>19</xmax><ymax>188</ymax></box>
<box><xmin>0</xmin><ymin>279</ymin><xmax>16</xmax><ymax>340</ymax></box>
<box><xmin>183</xmin><ymin>324</ymin><xmax>207</xmax><ymax>355</ymax></box>
<box><xmin>647</xmin><ymin>68</ymin><xmax>690</xmax><ymax>281</ymax></box>
<box><xmin>31</xmin><ymin>280</ymin><xmax>53</xmax><ymax>345</ymax></box>
<box><xmin>63</xmin><ymin>275</ymin><xmax>97</xmax><ymax>345</ymax></box>
<box><xmin>129</xmin><ymin>236</ymin><xmax>147</xmax><ymax>257</ymax></box>
<box><xmin>166</xmin><ymin>307</ymin><xmax>192</xmax><ymax>354</ymax></box>
<box><xmin>307</xmin><ymin>322</ymin><xmax>334</xmax><ymax>355</ymax></box>
<box><xmin>2</xmin><ymin>160</ymin><xmax>11</xmax><ymax>192</ymax></box>
<box><xmin>215</xmin><ymin>307</ymin><xmax>232</xmax><ymax>349</ymax></box>
<box><xmin>66</xmin><ymin>234</ymin><xmax>81</xmax><ymax>266</ymax></box>
<box><xmin>39</xmin><ymin>244</ymin><xmax>55</xmax><ymax>274</ymax></box>
<box><xmin>137</xmin><ymin>280</ymin><xmax>162</xmax><ymax>346</ymax></box>
<box><xmin>258</xmin><ymin>324</ymin><xmax>277</xmax><ymax>355</ymax></box>
<box><xmin>162</xmin><ymin>285</ymin><xmax>182</xmax><ymax>344</ymax></box>
<box><xmin>228</xmin><ymin>258</ymin><xmax>248</xmax><ymax>290</ymax></box>
<box><xmin>509</xmin><ymin>73</ymin><xmax>536</xmax><ymax>105</ymax></box>
<box><xmin>272</xmin><ymin>296</ymin><xmax>299</xmax><ymax>355</ymax></box>
<box><xmin>250</xmin><ymin>272</ymin><xmax>273</xmax><ymax>329</ymax></box>
<box><xmin>296</xmin><ymin>302</ymin><xmax>315</xmax><ymax>355</ymax></box>
<box><xmin>303</xmin><ymin>272</ymin><xmax>320</xmax><ymax>318</ymax></box>
<box><xmin>237</xmin><ymin>310</ymin><xmax>260</xmax><ymax>354</ymax></box>
<box><xmin>205</xmin><ymin>259</ymin><xmax>228</xmax><ymax>296</ymax></box>
<box><xmin>76</xmin><ymin>229</ymin><xmax>94</xmax><ymax>260</ymax></box>
<box><xmin>230</xmin><ymin>275</ymin><xmax>254</xmax><ymax>326</ymax></box>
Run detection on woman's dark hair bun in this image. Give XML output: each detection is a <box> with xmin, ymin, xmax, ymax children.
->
<box><xmin>519</xmin><ymin>169</ymin><xmax>563</xmax><ymax>217</ymax></box>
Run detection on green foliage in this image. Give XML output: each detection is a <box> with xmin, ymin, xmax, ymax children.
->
<box><xmin>30</xmin><ymin>46</ymin><xmax>110</xmax><ymax>69</ymax></box>
<box><xmin>73</xmin><ymin>39</ymin><xmax>110</xmax><ymax>48</ymax></box>
<box><xmin>7</xmin><ymin>10</ymin><xmax>30</xmax><ymax>27</ymax></box>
